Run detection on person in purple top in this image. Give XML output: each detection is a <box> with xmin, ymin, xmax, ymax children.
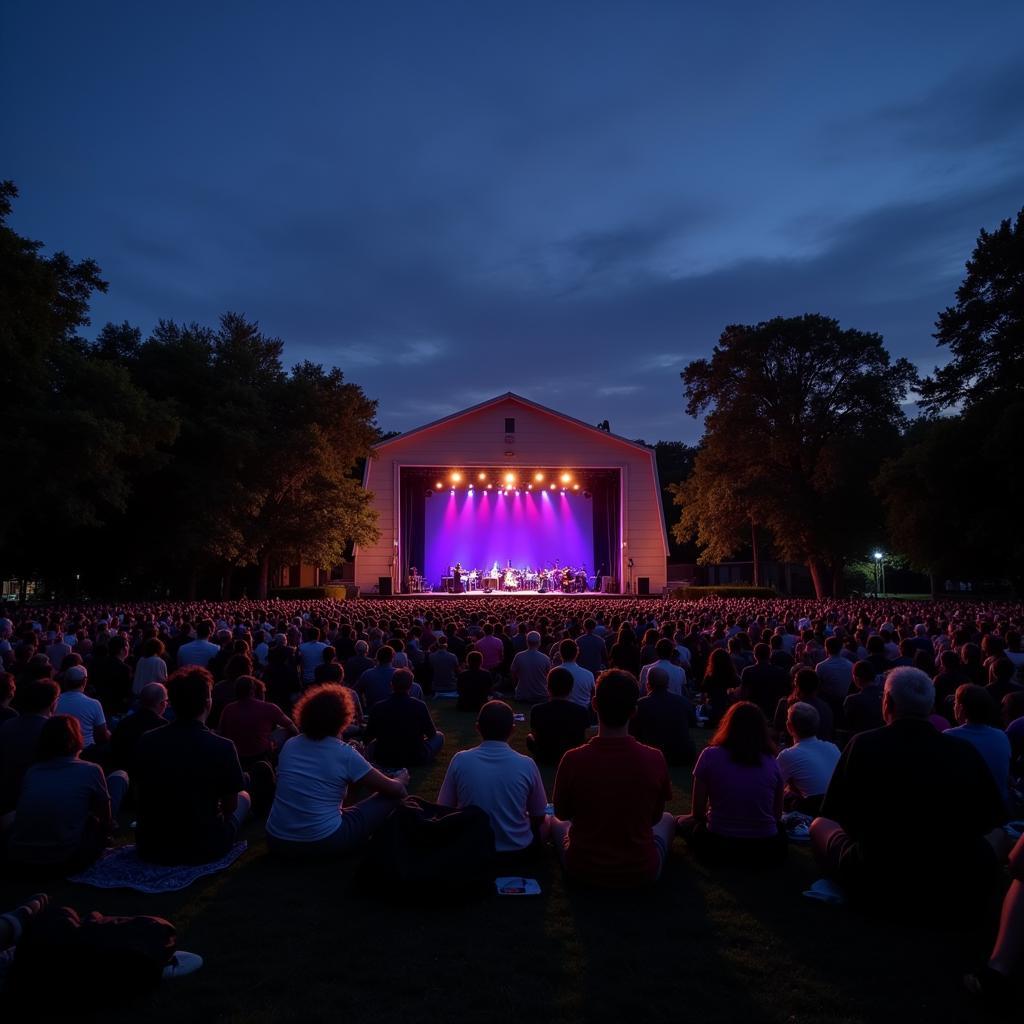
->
<box><xmin>676</xmin><ymin>701</ymin><xmax>786</xmax><ymax>866</ymax></box>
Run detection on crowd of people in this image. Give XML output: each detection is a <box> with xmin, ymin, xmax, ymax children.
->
<box><xmin>1</xmin><ymin>594</ymin><xmax>1023</xmax><ymax>1002</ymax></box>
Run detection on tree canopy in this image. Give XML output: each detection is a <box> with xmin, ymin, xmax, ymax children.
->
<box><xmin>879</xmin><ymin>207</ymin><xmax>1024</xmax><ymax>593</ymax></box>
<box><xmin>0</xmin><ymin>182</ymin><xmax>380</xmax><ymax>599</ymax></box>
<box><xmin>678</xmin><ymin>314</ymin><xmax>917</xmax><ymax>598</ymax></box>
<box><xmin>919</xmin><ymin>207</ymin><xmax>1024</xmax><ymax>412</ymax></box>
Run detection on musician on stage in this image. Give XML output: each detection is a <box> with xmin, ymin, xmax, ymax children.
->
<box><xmin>453</xmin><ymin>562</ymin><xmax>463</xmax><ymax>594</ymax></box>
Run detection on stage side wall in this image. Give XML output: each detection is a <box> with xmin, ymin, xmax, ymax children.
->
<box><xmin>357</xmin><ymin>398</ymin><xmax>667</xmax><ymax>594</ymax></box>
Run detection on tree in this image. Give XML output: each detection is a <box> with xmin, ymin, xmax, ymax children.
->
<box><xmin>238</xmin><ymin>361</ymin><xmax>380</xmax><ymax>597</ymax></box>
<box><xmin>680</xmin><ymin>315</ymin><xmax>917</xmax><ymax>598</ymax></box>
<box><xmin>919</xmin><ymin>207</ymin><xmax>1024</xmax><ymax>412</ymax></box>
<box><xmin>0</xmin><ymin>182</ymin><xmax>177</xmax><ymax>587</ymax></box>
<box><xmin>878</xmin><ymin>211</ymin><xmax>1024</xmax><ymax>593</ymax></box>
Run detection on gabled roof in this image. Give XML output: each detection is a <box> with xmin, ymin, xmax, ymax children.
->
<box><xmin>373</xmin><ymin>392</ymin><xmax>654</xmax><ymax>454</ymax></box>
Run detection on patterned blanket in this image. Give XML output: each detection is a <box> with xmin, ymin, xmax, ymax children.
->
<box><xmin>68</xmin><ymin>842</ymin><xmax>247</xmax><ymax>893</ymax></box>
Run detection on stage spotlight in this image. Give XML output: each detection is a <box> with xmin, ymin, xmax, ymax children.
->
<box><xmin>504</xmin><ymin>472</ymin><xmax>516</xmax><ymax>486</ymax></box>
<box><xmin>487</xmin><ymin>483</ymin><xmax>493</xmax><ymax>489</ymax></box>
<box><xmin>572</xmin><ymin>483</ymin><xmax>580</xmax><ymax>490</ymax></box>
<box><xmin>527</xmin><ymin>483</ymin><xmax>533</xmax><ymax>490</ymax></box>
<box><xmin>549</xmin><ymin>483</ymin><xmax>556</xmax><ymax>490</ymax></box>
<box><xmin>516</xmin><ymin>489</ymin><xmax>520</xmax><ymax>495</ymax></box>
<box><xmin>450</xmin><ymin>471</ymin><xmax>462</xmax><ymax>484</ymax></box>
<box><xmin>477</xmin><ymin>471</ymin><xmax>486</xmax><ymax>481</ymax></box>
<box><xmin>560</xmin><ymin>472</ymin><xmax>572</xmax><ymax>484</ymax></box>
<box><xmin>435</xmin><ymin>481</ymin><xmax>443</xmax><ymax>489</ymax></box>
<box><xmin>534</xmin><ymin>472</ymin><xmax>544</xmax><ymax>482</ymax></box>
<box><xmin>450</xmin><ymin>489</ymin><xmax>455</xmax><ymax>496</ymax></box>
<box><xmin>424</xmin><ymin>488</ymin><xmax>434</xmax><ymax>498</ymax></box>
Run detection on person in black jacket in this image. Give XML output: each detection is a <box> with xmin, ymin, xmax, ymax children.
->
<box><xmin>811</xmin><ymin>666</ymin><xmax>1005</xmax><ymax>921</ymax></box>
<box><xmin>456</xmin><ymin>651</ymin><xmax>494</xmax><ymax>712</ymax></box>
<box><xmin>629</xmin><ymin>667</ymin><xmax>696</xmax><ymax>765</ymax></box>
<box><xmin>527</xmin><ymin>667</ymin><xmax>591</xmax><ymax>765</ymax></box>
<box><xmin>364</xmin><ymin>670</ymin><xmax>444</xmax><ymax>768</ymax></box>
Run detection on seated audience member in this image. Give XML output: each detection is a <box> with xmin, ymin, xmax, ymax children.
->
<box><xmin>638</xmin><ymin>638</ymin><xmax>686</xmax><ymax>696</ymax></box>
<box><xmin>218</xmin><ymin>676</ymin><xmax>298</xmax><ymax>767</ymax></box>
<box><xmin>773</xmin><ymin>668</ymin><xmax>835</xmax><ymax>744</ymax></box>
<box><xmin>701</xmin><ymin>648</ymin><xmax>740</xmax><ymax>725</ymax></box>
<box><xmin>208</xmin><ymin>653</ymin><xmax>252</xmax><ymax>730</ymax></box>
<box><xmin>313</xmin><ymin>647</ymin><xmax>343</xmax><ymax>685</ymax></box>
<box><xmin>815</xmin><ymin>635</ymin><xmax>854</xmax><ymax>709</ymax></box>
<box><xmin>110</xmin><ymin>683</ymin><xmax>169</xmax><ymax>776</ymax></box>
<box><xmin>964</xmin><ymin>833</ymin><xmax>1024</xmax><ymax>1002</ymax></box>
<box><xmin>776</xmin><ymin>702</ymin><xmax>841</xmax><ymax>815</ymax></box>
<box><xmin>134</xmin><ymin>667</ymin><xmax>250</xmax><ymax>865</ymax></box>
<box><xmin>988</xmin><ymin>657</ymin><xmax>1023</xmax><ymax>704</ymax></box>
<box><xmin>265</xmin><ymin>684</ymin><xmax>407</xmax><ymax>860</ymax></box>
<box><xmin>298</xmin><ymin>627</ymin><xmax>328</xmax><ymax>687</ymax></box>
<box><xmin>90</xmin><ymin>637</ymin><xmax>133</xmax><ymax>717</ymax></box>
<box><xmin>438</xmin><ymin>700</ymin><xmax>548</xmax><ymax>862</ymax></box>
<box><xmin>677</xmin><ymin>702</ymin><xmax>787</xmax><ymax>866</ymax></box>
<box><xmin>629</xmin><ymin>666</ymin><xmax>696</xmax><ymax>765</ymax></box>
<box><xmin>511</xmin><ymin>632</ymin><xmax>552</xmax><ymax>703</ymax></box>
<box><xmin>176</xmin><ymin>620</ymin><xmax>219</xmax><ymax>668</ymax></box>
<box><xmin>933</xmin><ymin>648</ymin><xmax>968</xmax><ymax>711</ymax></box>
<box><xmin>55</xmin><ymin>666</ymin><xmax>110</xmax><ymax>756</ymax></box>
<box><xmin>8</xmin><ymin>715</ymin><xmax>128</xmax><ymax>873</ymax></box>
<box><xmin>550</xmin><ymin>670</ymin><xmax>676</xmax><ymax>887</ymax></box>
<box><xmin>527</xmin><ymin>667</ymin><xmax>592</xmax><ymax>765</ymax></box>
<box><xmin>364</xmin><ymin>669</ymin><xmax>444</xmax><ymax>768</ymax></box>
<box><xmin>575</xmin><ymin>619</ymin><xmax>608</xmax><ymax>677</ymax></box>
<box><xmin>357</xmin><ymin>645</ymin><xmax>398</xmax><ymax>709</ymax></box>
<box><xmin>428</xmin><ymin>636</ymin><xmax>459</xmax><ymax>694</ymax></box>
<box><xmin>0</xmin><ymin>673</ymin><xmax>15</xmax><ymax>724</ymax></box>
<box><xmin>0</xmin><ymin>680</ymin><xmax>60</xmax><ymax>814</ymax></box>
<box><xmin>265</xmin><ymin>639</ymin><xmax>301</xmax><ymax>713</ymax></box>
<box><xmin>456</xmin><ymin>650</ymin><xmax>494</xmax><ymax>712</ymax></box>
<box><xmin>947</xmin><ymin>684</ymin><xmax>1012</xmax><ymax>810</ymax></box>
<box><xmin>811</xmin><ymin>667</ymin><xmax>1006</xmax><ymax>919</ymax></box>
<box><xmin>738</xmin><ymin>643</ymin><xmax>789</xmax><ymax>719</ymax></box>
<box><xmin>344</xmin><ymin>641</ymin><xmax>376</xmax><ymax>690</ymax></box>
<box><xmin>132</xmin><ymin>637</ymin><xmax>169</xmax><ymax>697</ymax></box>
<box><xmin>559</xmin><ymin>640</ymin><xmax>597</xmax><ymax>709</ymax></box>
<box><xmin>843</xmin><ymin>660</ymin><xmax>885</xmax><ymax>736</ymax></box>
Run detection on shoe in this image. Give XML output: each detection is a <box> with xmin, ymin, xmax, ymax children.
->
<box><xmin>963</xmin><ymin>965</ymin><xmax>1010</xmax><ymax>1004</ymax></box>
<box><xmin>162</xmin><ymin>952</ymin><xmax>204</xmax><ymax>980</ymax></box>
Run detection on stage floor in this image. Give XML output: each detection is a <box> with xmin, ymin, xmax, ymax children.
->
<box><xmin>379</xmin><ymin>589</ymin><xmax>661</xmax><ymax>599</ymax></box>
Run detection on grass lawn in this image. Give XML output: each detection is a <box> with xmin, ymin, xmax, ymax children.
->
<box><xmin>1</xmin><ymin>702</ymin><xmax>1010</xmax><ymax>1023</ymax></box>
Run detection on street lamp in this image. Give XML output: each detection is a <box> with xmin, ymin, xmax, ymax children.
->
<box><xmin>873</xmin><ymin>551</ymin><xmax>885</xmax><ymax>598</ymax></box>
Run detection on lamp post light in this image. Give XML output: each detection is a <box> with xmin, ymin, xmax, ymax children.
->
<box><xmin>873</xmin><ymin>551</ymin><xmax>884</xmax><ymax>598</ymax></box>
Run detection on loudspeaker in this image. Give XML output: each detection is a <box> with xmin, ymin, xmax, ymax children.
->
<box><xmin>637</xmin><ymin>576</ymin><xmax>650</xmax><ymax>595</ymax></box>
<box><xmin>378</xmin><ymin>576</ymin><xmax>392</xmax><ymax>596</ymax></box>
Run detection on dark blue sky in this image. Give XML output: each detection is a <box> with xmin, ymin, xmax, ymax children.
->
<box><xmin>6</xmin><ymin>2</ymin><xmax>1023</xmax><ymax>442</ymax></box>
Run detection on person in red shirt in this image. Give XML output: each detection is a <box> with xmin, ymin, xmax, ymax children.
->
<box><xmin>550</xmin><ymin>669</ymin><xmax>676</xmax><ymax>886</ymax></box>
<box><xmin>218</xmin><ymin>675</ymin><xmax>297</xmax><ymax>766</ymax></box>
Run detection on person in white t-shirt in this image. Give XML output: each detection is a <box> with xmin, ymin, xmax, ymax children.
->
<box><xmin>265</xmin><ymin>683</ymin><xmax>407</xmax><ymax>859</ymax></box>
<box><xmin>558</xmin><ymin>640</ymin><xmax>596</xmax><ymax>709</ymax></box>
<box><xmin>55</xmin><ymin>666</ymin><xmax>110</xmax><ymax>750</ymax></box>
<box><xmin>438</xmin><ymin>700</ymin><xmax>548</xmax><ymax>857</ymax></box>
<box><xmin>776</xmin><ymin>702</ymin><xmax>840</xmax><ymax>815</ymax></box>
<box><xmin>638</xmin><ymin>639</ymin><xmax>686</xmax><ymax>695</ymax></box>
<box><xmin>176</xmin><ymin>621</ymin><xmax>220</xmax><ymax>668</ymax></box>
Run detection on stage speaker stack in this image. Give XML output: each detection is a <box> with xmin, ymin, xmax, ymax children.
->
<box><xmin>637</xmin><ymin>577</ymin><xmax>650</xmax><ymax>595</ymax></box>
<box><xmin>378</xmin><ymin>576</ymin><xmax>392</xmax><ymax>596</ymax></box>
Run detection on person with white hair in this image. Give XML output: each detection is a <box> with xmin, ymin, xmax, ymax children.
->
<box><xmin>810</xmin><ymin>667</ymin><xmax>1006</xmax><ymax>920</ymax></box>
<box><xmin>510</xmin><ymin>631</ymin><xmax>552</xmax><ymax>703</ymax></box>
